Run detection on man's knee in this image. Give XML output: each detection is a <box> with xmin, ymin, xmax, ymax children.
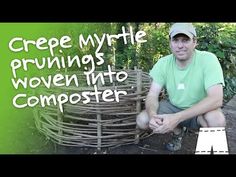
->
<box><xmin>203</xmin><ymin>109</ymin><xmax>226</xmax><ymax>127</ymax></box>
<box><xmin>136</xmin><ymin>110</ymin><xmax>150</xmax><ymax>130</ymax></box>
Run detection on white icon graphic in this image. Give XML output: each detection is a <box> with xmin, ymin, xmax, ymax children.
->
<box><xmin>195</xmin><ymin>127</ymin><xmax>229</xmax><ymax>154</ymax></box>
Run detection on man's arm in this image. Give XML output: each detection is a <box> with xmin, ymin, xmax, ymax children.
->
<box><xmin>145</xmin><ymin>81</ymin><xmax>162</xmax><ymax>117</ymax></box>
<box><xmin>145</xmin><ymin>81</ymin><xmax>164</xmax><ymax>128</ymax></box>
<box><xmin>155</xmin><ymin>84</ymin><xmax>224</xmax><ymax>133</ymax></box>
<box><xmin>175</xmin><ymin>84</ymin><xmax>223</xmax><ymax>123</ymax></box>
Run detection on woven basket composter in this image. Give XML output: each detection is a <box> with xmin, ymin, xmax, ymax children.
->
<box><xmin>33</xmin><ymin>69</ymin><xmax>151</xmax><ymax>149</ymax></box>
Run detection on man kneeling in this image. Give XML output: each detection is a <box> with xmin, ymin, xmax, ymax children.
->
<box><xmin>136</xmin><ymin>23</ymin><xmax>226</xmax><ymax>152</ymax></box>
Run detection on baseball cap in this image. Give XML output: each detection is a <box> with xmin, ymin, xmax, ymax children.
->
<box><xmin>169</xmin><ymin>23</ymin><xmax>197</xmax><ymax>38</ymax></box>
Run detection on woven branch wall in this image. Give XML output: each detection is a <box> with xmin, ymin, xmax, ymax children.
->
<box><xmin>33</xmin><ymin>69</ymin><xmax>151</xmax><ymax>149</ymax></box>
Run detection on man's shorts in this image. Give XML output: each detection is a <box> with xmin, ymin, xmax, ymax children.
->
<box><xmin>157</xmin><ymin>100</ymin><xmax>200</xmax><ymax>129</ymax></box>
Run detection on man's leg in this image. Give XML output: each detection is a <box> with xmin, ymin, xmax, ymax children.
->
<box><xmin>196</xmin><ymin>115</ymin><xmax>208</xmax><ymax>127</ymax></box>
<box><xmin>136</xmin><ymin>110</ymin><xmax>150</xmax><ymax>130</ymax></box>
<box><xmin>198</xmin><ymin>108</ymin><xmax>226</xmax><ymax>127</ymax></box>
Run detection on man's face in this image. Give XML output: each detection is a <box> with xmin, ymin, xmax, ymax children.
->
<box><xmin>170</xmin><ymin>34</ymin><xmax>197</xmax><ymax>61</ymax></box>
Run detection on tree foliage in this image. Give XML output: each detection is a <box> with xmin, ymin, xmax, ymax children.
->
<box><xmin>64</xmin><ymin>23</ymin><xmax>236</xmax><ymax>102</ymax></box>
<box><xmin>114</xmin><ymin>23</ymin><xmax>236</xmax><ymax>102</ymax></box>
<box><xmin>196</xmin><ymin>23</ymin><xmax>236</xmax><ymax>101</ymax></box>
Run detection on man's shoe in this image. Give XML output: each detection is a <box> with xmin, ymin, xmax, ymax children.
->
<box><xmin>165</xmin><ymin>127</ymin><xmax>187</xmax><ymax>152</ymax></box>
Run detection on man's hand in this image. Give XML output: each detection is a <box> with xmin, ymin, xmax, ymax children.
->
<box><xmin>152</xmin><ymin>114</ymin><xmax>180</xmax><ymax>134</ymax></box>
<box><xmin>149</xmin><ymin>115</ymin><xmax>163</xmax><ymax>131</ymax></box>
